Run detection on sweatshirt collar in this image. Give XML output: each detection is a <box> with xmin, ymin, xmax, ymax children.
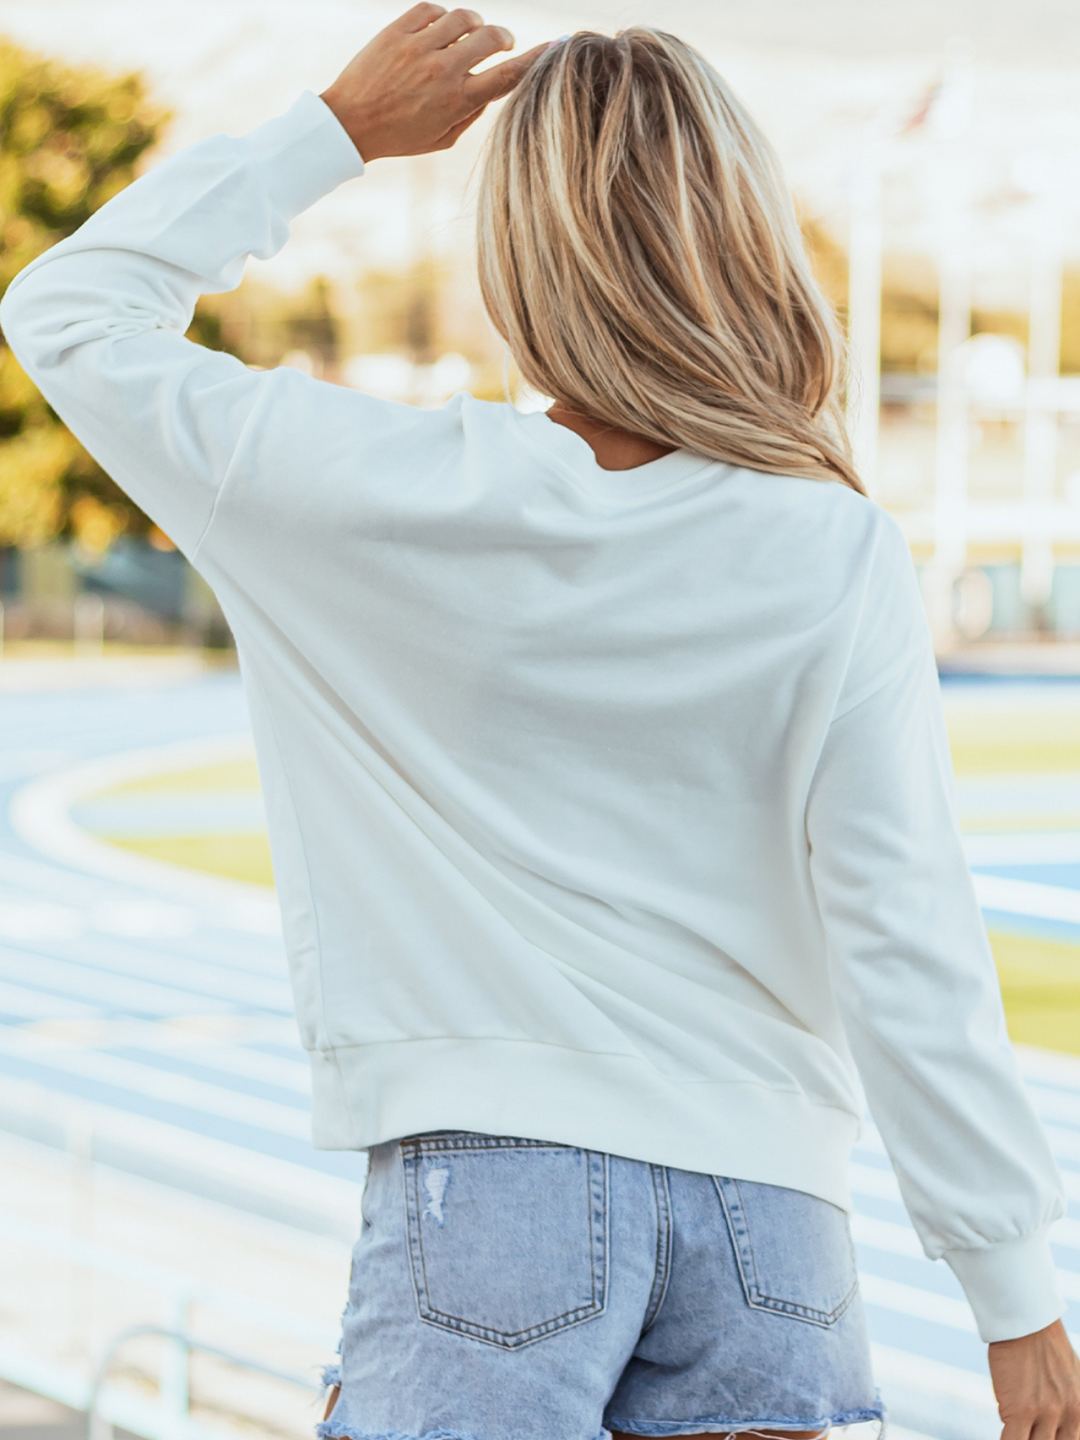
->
<box><xmin>514</xmin><ymin>408</ymin><xmax>722</xmax><ymax>502</ymax></box>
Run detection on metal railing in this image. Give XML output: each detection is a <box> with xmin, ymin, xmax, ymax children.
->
<box><xmin>0</xmin><ymin>1208</ymin><xmax>338</xmax><ymax>1440</ymax></box>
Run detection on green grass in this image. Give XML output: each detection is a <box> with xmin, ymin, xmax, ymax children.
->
<box><xmin>105</xmin><ymin>832</ymin><xmax>275</xmax><ymax>888</ymax></box>
<box><xmin>81</xmin><ymin>756</ymin><xmax>271</xmax><ymax>885</ymax></box>
<box><xmin>78</xmin><ymin>708</ymin><xmax>1080</xmax><ymax>1055</ymax></box>
<box><xmin>989</xmin><ymin>929</ymin><xmax>1080</xmax><ymax>1057</ymax></box>
<box><xmin>943</xmin><ymin>692</ymin><xmax>1080</xmax><ymax>774</ymax></box>
<box><xmin>106</xmin><ymin>760</ymin><xmax>261</xmax><ymax>794</ymax></box>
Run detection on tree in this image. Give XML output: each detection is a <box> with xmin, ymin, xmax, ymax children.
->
<box><xmin>0</xmin><ymin>37</ymin><xmax>166</xmax><ymax>550</ymax></box>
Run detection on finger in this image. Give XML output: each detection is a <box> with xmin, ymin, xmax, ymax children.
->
<box><xmin>423</xmin><ymin>6</ymin><xmax>484</xmax><ymax>48</ymax></box>
<box><xmin>463</xmin><ymin>41</ymin><xmax>548</xmax><ymax>105</ymax></box>
<box><xmin>448</xmin><ymin>22</ymin><xmax>514</xmax><ymax>72</ymax></box>
<box><xmin>1001</xmin><ymin>1419</ymin><xmax>1035</xmax><ymax>1440</ymax></box>
<box><xmin>395</xmin><ymin>2</ymin><xmax>449</xmax><ymax>34</ymax></box>
<box><xmin>434</xmin><ymin>106</ymin><xmax>487</xmax><ymax>148</ymax></box>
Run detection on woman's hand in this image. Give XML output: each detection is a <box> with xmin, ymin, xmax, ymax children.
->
<box><xmin>989</xmin><ymin>1320</ymin><xmax>1080</xmax><ymax>1440</ymax></box>
<box><xmin>320</xmin><ymin>3</ymin><xmax>548</xmax><ymax>162</ymax></box>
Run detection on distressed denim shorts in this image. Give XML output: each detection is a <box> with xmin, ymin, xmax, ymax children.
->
<box><xmin>318</xmin><ymin>1132</ymin><xmax>883</xmax><ymax>1440</ymax></box>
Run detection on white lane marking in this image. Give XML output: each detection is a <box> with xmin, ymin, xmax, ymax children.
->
<box><xmin>27</xmin><ymin>1016</ymin><xmax>314</xmax><ymax>1095</ymax></box>
<box><xmin>955</xmin><ymin>774</ymin><xmax>1080</xmax><ymax>816</ymax></box>
<box><xmin>972</xmin><ymin>871</ymin><xmax>1080</xmax><ymax>923</ymax></box>
<box><xmin>0</xmin><ymin>936</ymin><xmax>293</xmax><ymax>1012</ymax></box>
<box><xmin>1042</xmin><ymin>1121</ymin><xmax>1080</xmax><ymax>1162</ymax></box>
<box><xmin>105</xmin><ymin>1022</ymin><xmax>313</xmax><ymax>1094</ymax></box>
<box><xmin>1024</xmin><ymin>1090</ymin><xmax>1080</xmax><ymax>1126</ymax></box>
<box><xmin>0</xmin><ymin>749</ymin><xmax>72</xmax><ymax>782</ymax></box>
<box><xmin>0</xmin><ymin>850</ymin><xmax>170</xmax><ymax>905</ymax></box>
<box><xmin>0</xmin><ymin>979</ymin><xmax>102</xmax><ymax>1022</ymax></box>
<box><xmin>1</xmin><ymin>1071</ymin><xmax>361</xmax><ymax>1216</ymax></box>
<box><xmin>0</xmin><ymin>946</ymin><xmax>233</xmax><ymax>1016</ymax></box>
<box><xmin>0</xmin><ymin>1024</ymin><xmax>311</xmax><ymax>1139</ymax></box>
<box><xmin>852</xmin><ymin>1212</ymin><xmax>926</xmax><ymax>1259</ymax></box>
<box><xmin>965</xmin><ymin>831</ymin><xmax>1080</xmax><ymax>866</ymax></box>
<box><xmin>850</xmin><ymin>1161</ymin><xmax>903</xmax><ymax>1202</ymax></box>
<box><xmin>72</xmin><ymin>791</ymin><xmax>267</xmax><ymax>838</ymax></box>
<box><xmin>870</xmin><ymin>1342</ymin><xmax>995</xmax><ymax>1413</ymax></box>
<box><xmin>0</xmin><ymin>898</ymin><xmax>198</xmax><ymax>943</ymax></box>
<box><xmin>8</xmin><ymin>735</ymin><xmax>281</xmax><ymax>936</ymax></box>
<box><xmin>1052</xmin><ymin>1217</ymin><xmax>1080</xmax><ymax>1251</ymax></box>
<box><xmin>87</xmin><ymin>899</ymin><xmax>197</xmax><ymax>939</ymax></box>
<box><xmin>861</xmin><ymin>1273</ymin><xmax>978</xmax><ymax>1333</ymax></box>
<box><xmin>0</xmin><ymin>901</ymin><xmax>83</xmax><ymax>942</ymax></box>
<box><xmin>1016</xmin><ymin>1044</ymin><xmax>1080</xmax><ymax>1089</ymax></box>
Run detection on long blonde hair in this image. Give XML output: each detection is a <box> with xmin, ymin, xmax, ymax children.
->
<box><xmin>476</xmin><ymin>29</ymin><xmax>863</xmax><ymax>494</ymax></box>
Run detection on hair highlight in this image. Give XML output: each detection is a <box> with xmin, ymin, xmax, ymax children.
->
<box><xmin>477</xmin><ymin>29</ymin><xmax>863</xmax><ymax>494</ymax></box>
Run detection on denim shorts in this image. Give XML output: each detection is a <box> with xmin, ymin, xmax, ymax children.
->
<box><xmin>318</xmin><ymin>1132</ymin><xmax>883</xmax><ymax>1440</ymax></box>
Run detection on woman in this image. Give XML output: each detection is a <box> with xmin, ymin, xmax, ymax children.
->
<box><xmin>3</xmin><ymin>10</ymin><xmax>1078</xmax><ymax>1440</ymax></box>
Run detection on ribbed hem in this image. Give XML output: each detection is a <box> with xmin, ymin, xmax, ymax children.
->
<box><xmin>944</xmin><ymin>1224</ymin><xmax>1065</xmax><ymax>1341</ymax></box>
<box><xmin>306</xmin><ymin>1037</ymin><xmax>861</xmax><ymax>1211</ymax></box>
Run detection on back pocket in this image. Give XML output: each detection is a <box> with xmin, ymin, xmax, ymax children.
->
<box><xmin>714</xmin><ymin>1175</ymin><xmax>858</xmax><ymax>1327</ymax></box>
<box><xmin>402</xmin><ymin>1134</ymin><xmax>608</xmax><ymax>1349</ymax></box>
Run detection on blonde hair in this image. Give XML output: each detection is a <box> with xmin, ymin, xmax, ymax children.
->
<box><xmin>476</xmin><ymin>29</ymin><xmax>863</xmax><ymax>494</ymax></box>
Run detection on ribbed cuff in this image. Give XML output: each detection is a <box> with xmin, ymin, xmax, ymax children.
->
<box><xmin>944</xmin><ymin>1225</ymin><xmax>1065</xmax><ymax>1342</ymax></box>
<box><xmin>246</xmin><ymin>91</ymin><xmax>365</xmax><ymax>221</ymax></box>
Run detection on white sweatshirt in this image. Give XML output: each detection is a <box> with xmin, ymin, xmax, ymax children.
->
<box><xmin>1</xmin><ymin>91</ymin><xmax>1065</xmax><ymax>1343</ymax></box>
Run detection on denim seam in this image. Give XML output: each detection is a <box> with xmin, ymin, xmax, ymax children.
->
<box><xmin>713</xmin><ymin>1177</ymin><xmax>858</xmax><ymax>1329</ymax></box>
<box><xmin>402</xmin><ymin>1142</ymin><xmax>609</xmax><ymax>1349</ymax></box>
<box><xmin>593</xmin><ymin>1149</ymin><xmax>610</xmax><ymax>1319</ymax></box>
<box><xmin>407</xmin><ymin>1134</ymin><xmax>575</xmax><ymax>1155</ymax></box>
<box><xmin>641</xmin><ymin>1163</ymin><xmax>673</xmax><ymax>1334</ymax></box>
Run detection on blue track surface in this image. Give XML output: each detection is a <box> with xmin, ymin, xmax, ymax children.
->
<box><xmin>1</xmin><ymin>670</ymin><xmax>1078</xmax><ymax>1440</ymax></box>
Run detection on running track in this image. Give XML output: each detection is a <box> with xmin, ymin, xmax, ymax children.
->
<box><xmin>0</xmin><ymin>668</ymin><xmax>1078</xmax><ymax>1440</ymax></box>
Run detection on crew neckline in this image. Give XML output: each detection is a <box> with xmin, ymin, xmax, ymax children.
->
<box><xmin>514</xmin><ymin>407</ymin><xmax>722</xmax><ymax>501</ymax></box>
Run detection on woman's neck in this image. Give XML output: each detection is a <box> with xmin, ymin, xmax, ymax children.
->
<box><xmin>546</xmin><ymin>402</ymin><xmax>675</xmax><ymax>472</ymax></box>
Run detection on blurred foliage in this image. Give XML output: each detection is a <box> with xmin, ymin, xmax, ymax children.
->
<box><xmin>805</xmin><ymin>216</ymin><xmax>1040</xmax><ymax>377</ymax></box>
<box><xmin>193</xmin><ymin>275</ymin><xmax>341</xmax><ymax>374</ymax></box>
<box><xmin>803</xmin><ymin>213</ymin><xmax>1080</xmax><ymax>378</ymax></box>
<box><xmin>7</xmin><ymin>37</ymin><xmax>1080</xmax><ymax>557</ymax></box>
<box><xmin>350</xmin><ymin>259</ymin><xmax>507</xmax><ymax>399</ymax></box>
<box><xmin>801</xmin><ymin>213</ymin><xmax>847</xmax><ymax>314</ymax></box>
<box><xmin>0</xmin><ymin>36</ymin><xmax>166</xmax><ymax>548</ymax></box>
<box><xmin>1060</xmin><ymin>271</ymin><xmax>1080</xmax><ymax>375</ymax></box>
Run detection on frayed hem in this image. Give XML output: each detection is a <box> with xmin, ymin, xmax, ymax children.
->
<box><xmin>321</xmin><ymin>1365</ymin><xmax>342</xmax><ymax>1389</ymax></box>
<box><xmin>604</xmin><ymin>1407</ymin><xmax>885</xmax><ymax>1437</ymax></box>
<box><xmin>315</xmin><ymin>1425</ymin><xmax>480</xmax><ymax>1440</ymax></box>
<box><xmin>315</xmin><ymin>1430</ymin><xmax>606</xmax><ymax>1440</ymax></box>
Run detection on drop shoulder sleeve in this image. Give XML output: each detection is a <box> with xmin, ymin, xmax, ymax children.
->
<box><xmin>0</xmin><ymin>93</ymin><xmax>364</xmax><ymax>557</ymax></box>
<box><xmin>806</xmin><ymin>516</ymin><xmax>1066</xmax><ymax>1343</ymax></box>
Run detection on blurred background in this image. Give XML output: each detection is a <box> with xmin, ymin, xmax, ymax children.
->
<box><xmin>1</xmin><ymin>3</ymin><xmax>1080</xmax><ymax>1440</ymax></box>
